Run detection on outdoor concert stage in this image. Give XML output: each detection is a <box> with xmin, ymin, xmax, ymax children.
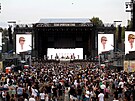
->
<box><xmin>33</xmin><ymin>18</ymin><xmax>95</xmax><ymax>59</ymax></box>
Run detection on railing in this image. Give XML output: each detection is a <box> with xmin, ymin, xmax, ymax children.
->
<box><xmin>2</xmin><ymin>53</ymin><xmax>20</xmax><ymax>60</ymax></box>
<box><xmin>15</xmin><ymin>24</ymin><xmax>33</xmax><ymax>28</ymax></box>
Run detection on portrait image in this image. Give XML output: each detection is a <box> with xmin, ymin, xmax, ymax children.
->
<box><xmin>16</xmin><ymin>34</ymin><xmax>32</xmax><ymax>54</ymax></box>
<box><xmin>98</xmin><ymin>34</ymin><xmax>114</xmax><ymax>54</ymax></box>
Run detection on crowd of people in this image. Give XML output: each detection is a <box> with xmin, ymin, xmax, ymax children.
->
<box><xmin>0</xmin><ymin>60</ymin><xmax>135</xmax><ymax>101</ymax></box>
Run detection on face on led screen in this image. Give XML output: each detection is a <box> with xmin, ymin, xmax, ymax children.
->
<box><xmin>125</xmin><ymin>31</ymin><xmax>135</xmax><ymax>54</ymax></box>
<box><xmin>98</xmin><ymin>34</ymin><xmax>114</xmax><ymax>54</ymax></box>
<box><xmin>16</xmin><ymin>34</ymin><xmax>32</xmax><ymax>54</ymax></box>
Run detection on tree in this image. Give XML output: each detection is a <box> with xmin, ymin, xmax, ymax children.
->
<box><xmin>1</xmin><ymin>28</ymin><xmax>14</xmax><ymax>53</ymax></box>
<box><xmin>2</xmin><ymin>28</ymin><xmax>8</xmax><ymax>39</ymax></box>
<box><xmin>90</xmin><ymin>17</ymin><xmax>103</xmax><ymax>27</ymax></box>
<box><xmin>126</xmin><ymin>20</ymin><xmax>132</xmax><ymax>30</ymax></box>
<box><xmin>2</xmin><ymin>28</ymin><xmax>9</xmax><ymax>53</ymax></box>
<box><xmin>115</xmin><ymin>25</ymin><xmax>125</xmax><ymax>41</ymax></box>
<box><xmin>121</xmin><ymin>26</ymin><xmax>125</xmax><ymax>39</ymax></box>
<box><xmin>0</xmin><ymin>27</ymin><xmax>3</xmax><ymax>32</ymax></box>
<box><xmin>8</xmin><ymin>26</ymin><xmax>13</xmax><ymax>44</ymax></box>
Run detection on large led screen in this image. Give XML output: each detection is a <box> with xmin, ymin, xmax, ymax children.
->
<box><xmin>16</xmin><ymin>34</ymin><xmax>32</xmax><ymax>54</ymax></box>
<box><xmin>125</xmin><ymin>31</ymin><xmax>135</xmax><ymax>54</ymax></box>
<box><xmin>47</xmin><ymin>48</ymin><xmax>83</xmax><ymax>59</ymax></box>
<box><xmin>98</xmin><ymin>34</ymin><xmax>114</xmax><ymax>54</ymax></box>
<box><xmin>0</xmin><ymin>32</ymin><xmax>2</xmax><ymax>50</ymax></box>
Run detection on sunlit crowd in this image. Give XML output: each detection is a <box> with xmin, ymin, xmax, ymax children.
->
<box><xmin>0</xmin><ymin>60</ymin><xmax>135</xmax><ymax>101</ymax></box>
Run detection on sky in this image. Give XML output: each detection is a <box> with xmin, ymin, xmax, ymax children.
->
<box><xmin>0</xmin><ymin>0</ymin><xmax>131</xmax><ymax>28</ymax></box>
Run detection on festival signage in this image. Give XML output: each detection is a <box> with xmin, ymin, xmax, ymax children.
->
<box><xmin>124</xmin><ymin>60</ymin><xmax>135</xmax><ymax>73</ymax></box>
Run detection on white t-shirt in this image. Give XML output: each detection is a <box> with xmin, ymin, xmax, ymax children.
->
<box><xmin>45</xmin><ymin>94</ymin><xmax>49</xmax><ymax>101</ymax></box>
<box><xmin>3</xmin><ymin>84</ymin><xmax>8</xmax><ymax>88</ymax></box>
<box><xmin>29</xmin><ymin>97</ymin><xmax>36</xmax><ymax>101</ymax></box>
<box><xmin>2</xmin><ymin>91</ymin><xmax>6</xmax><ymax>98</ymax></box>
<box><xmin>98</xmin><ymin>93</ymin><xmax>104</xmax><ymax>101</ymax></box>
<box><xmin>74</xmin><ymin>80</ymin><xmax>78</xmax><ymax>88</ymax></box>
<box><xmin>118</xmin><ymin>81</ymin><xmax>124</xmax><ymax>88</ymax></box>
<box><xmin>85</xmin><ymin>90</ymin><xmax>90</xmax><ymax>98</ymax></box>
<box><xmin>6</xmin><ymin>78</ymin><xmax>9</xmax><ymax>85</ymax></box>
<box><xmin>40</xmin><ymin>93</ymin><xmax>45</xmax><ymax>99</ymax></box>
<box><xmin>100</xmin><ymin>84</ymin><xmax>106</xmax><ymax>90</ymax></box>
<box><xmin>31</xmin><ymin>88</ymin><xmax>38</xmax><ymax>97</ymax></box>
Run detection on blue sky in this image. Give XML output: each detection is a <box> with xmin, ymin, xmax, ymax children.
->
<box><xmin>0</xmin><ymin>0</ymin><xmax>130</xmax><ymax>28</ymax></box>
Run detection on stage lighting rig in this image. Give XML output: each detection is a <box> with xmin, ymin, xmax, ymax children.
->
<box><xmin>125</xmin><ymin>1</ymin><xmax>133</xmax><ymax>12</ymax></box>
<box><xmin>0</xmin><ymin>3</ymin><xmax>1</xmax><ymax>13</ymax></box>
<box><xmin>125</xmin><ymin>0</ymin><xmax>135</xmax><ymax>31</ymax></box>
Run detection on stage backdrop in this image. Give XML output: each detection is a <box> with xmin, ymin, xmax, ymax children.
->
<box><xmin>47</xmin><ymin>48</ymin><xmax>83</xmax><ymax>59</ymax></box>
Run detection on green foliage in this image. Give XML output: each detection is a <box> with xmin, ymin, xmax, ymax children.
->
<box><xmin>90</xmin><ymin>17</ymin><xmax>103</xmax><ymax>27</ymax></box>
<box><xmin>2</xmin><ymin>28</ymin><xmax>8</xmax><ymax>37</ymax></box>
<box><xmin>121</xmin><ymin>26</ymin><xmax>125</xmax><ymax>39</ymax></box>
<box><xmin>127</xmin><ymin>20</ymin><xmax>132</xmax><ymax>30</ymax></box>
<box><xmin>115</xmin><ymin>26</ymin><xmax>125</xmax><ymax>40</ymax></box>
<box><xmin>115</xmin><ymin>27</ymin><xmax>118</xmax><ymax>40</ymax></box>
<box><xmin>0</xmin><ymin>27</ymin><xmax>3</xmax><ymax>32</ymax></box>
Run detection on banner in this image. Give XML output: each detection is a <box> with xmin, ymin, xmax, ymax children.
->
<box><xmin>130</xmin><ymin>61</ymin><xmax>135</xmax><ymax>72</ymax></box>
<box><xmin>124</xmin><ymin>60</ymin><xmax>135</xmax><ymax>73</ymax></box>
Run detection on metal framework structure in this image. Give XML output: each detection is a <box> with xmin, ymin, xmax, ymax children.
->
<box><xmin>0</xmin><ymin>3</ymin><xmax>1</xmax><ymax>13</ymax></box>
<box><xmin>125</xmin><ymin>0</ymin><xmax>135</xmax><ymax>30</ymax></box>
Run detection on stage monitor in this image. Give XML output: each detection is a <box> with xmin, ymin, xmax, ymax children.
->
<box><xmin>0</xmin><ymin>32</ymin><xmax>2</xmax><ymax>50</ymax></box>
<box><xmin>16</xmin><ymin>34</ymin><xmax>32</xmax><ymax>54</ymax></box>
<box><xmin>47</xmin><ymin>48</ymin><xmax>83</xmax><ymax>59</ymax></box>
<box><xmin>98</xmin><ymin>34</ymin><xmax>114</xmax><ymax>54</ymax></box>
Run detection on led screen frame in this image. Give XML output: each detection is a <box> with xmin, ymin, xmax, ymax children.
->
<box><xmin>125</xmin><ymin>31</ymin><xmax>135</xmax><ymax>54</ymax></box>
<box><xmin>98</xmin><ymin>34</ymin><xmax>114</xmax><ymax>54</ymax></box>
<box><xmin>16</xmin><ymin>34</ymin><xmax>32</xmax><ymax>54</ymax></box>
